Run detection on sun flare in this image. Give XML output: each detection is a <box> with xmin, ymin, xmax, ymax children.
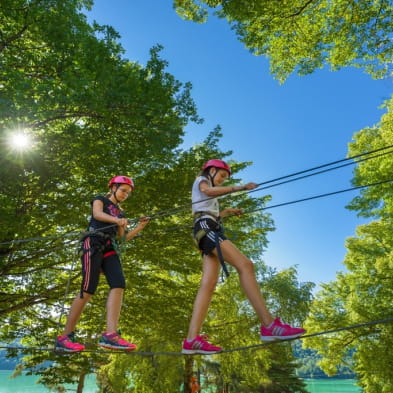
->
<box><xmin>8</xmin><ymin>132</ymin><xmax>32</xmax><ymax>151</ymax></box>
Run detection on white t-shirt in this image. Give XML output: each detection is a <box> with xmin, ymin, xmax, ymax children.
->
<box><xmin>191</xmin><ymin>176</ymin><xmax>219</xmax><ymax>217</ymax></box>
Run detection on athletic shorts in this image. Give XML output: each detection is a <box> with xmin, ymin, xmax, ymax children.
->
<box><xmin>80</xmin><ymin>235</ymin><xmax>125</xmax><ymax>296</ymax></box>
<box><xmin>193</xmin><ymin>217</ymin><xmax>227</xmax><ymax>256</ymax></box>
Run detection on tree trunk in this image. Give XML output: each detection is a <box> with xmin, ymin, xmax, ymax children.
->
<box><xmin>183</xmin><ymin>356</ymin><xmax>194</xmax><ymax>393</ymax></box>
<box><xmin>76</xmin><ymin>372</ymin><xmax>86</xmax><ymax>393</ymax></box>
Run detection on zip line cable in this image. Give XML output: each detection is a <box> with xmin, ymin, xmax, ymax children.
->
<box><xmin>254</xmin><ymin>144</ymin><xmax>393</xmax><ymax>188</ymax></box>
<box><xmin>122</xmin><ymin>145</ymin><xmax>393</xmax><ymax>224</ymax></box>
<box><xmin>129</xmin><ymin>144</ymin><xmax>393</xmax><ymax>223</ymax></box>
<box><xmin>246</xmin><ymin>148</ymin><xmax>393</xmax><ymax>196</ymax></box>
<box><xmin>1</xmin><ymin>144</ymin><xmax>393</xmax><ymax>247</ymax></box>
<box><xmin>145</xmin><ymin>170</ymin><xmax>393</xmax><ymax>240</ymax></box>
<box><xmin>240</xmin><ymin>177</ymin><xmax>393</xmax><ymax>218</ymax></box>
<box><xmin>124</xmin><ymin>176</ymin><xmax>393</xmax><ymax>242</ymax></box>
<box><xmin>2</xmin><ymin>175</ymin><xmax>393</xmax><ymax>254</ymax></box>
<box><xmin>0</xmin><ymin>229</ymin><xmax>81</xmax><ymax>246</ymax></box>
<box><xmin>2</xmin><ymin>174</ymin><xmax>393</xmax><ymax>248</ymax></box>
<box><xmin>1</xmin><ymin>317</ymin><xmax>392</xmax><ymax>356</ymax></box>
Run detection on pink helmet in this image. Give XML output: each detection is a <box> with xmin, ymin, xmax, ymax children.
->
<box><xmin>108</xmin><ymin>175</ymin><xmax>135</xmax><ymax>190</ymax></box>
<box><xmin>203</xmin><ymin>159</ymin><xmax>231</xmax><ymax>176</ymax></box>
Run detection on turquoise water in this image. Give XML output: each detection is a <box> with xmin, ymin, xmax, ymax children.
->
<box><xmin>0</xmin><ymin>370</ymin><xmax>361</xmax><ymax>393</ymax></box>
<box><xmin>0</xmin><ymin>370</ymin><xmax>98</xmax><ymax>393</ymax></box>
<box><xmin>305</xmin><ymin>378</ymin><xmax>361</xmax><ymax>392</ymax></box>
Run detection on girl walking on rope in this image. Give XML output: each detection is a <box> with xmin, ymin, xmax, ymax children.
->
<box><xmin>56</xmin><ymin>176</ymin><xmax>149</xmax><ymax>353</ymax></box>
<box><xmin>182</xmin><ymin>159</ymin><xmax>306</xmax><ymax>354</ymax></box>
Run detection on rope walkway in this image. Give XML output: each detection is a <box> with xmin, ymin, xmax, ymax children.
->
<box><xmin>1</xmin><ymin>317</ymin><xmax>392</xmax><ymax>356</ymax></box>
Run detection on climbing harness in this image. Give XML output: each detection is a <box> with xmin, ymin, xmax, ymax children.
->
<box><xmin>79</xmin><ymin>229</ymin><xmax>113</xmax><ymax>256</ymax></box>
<box><xmin>193</xmin><ymin>212</ymin><xmax>229</xmax><ymax>278</ymax></box>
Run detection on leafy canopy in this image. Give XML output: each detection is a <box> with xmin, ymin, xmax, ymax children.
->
<box><xmin>173</xmin><ymin>0</ymin><xmax>393</xmax><ymax>82</ymax></box>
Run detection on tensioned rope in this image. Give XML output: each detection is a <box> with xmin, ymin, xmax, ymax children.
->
<box><xmin>1</xmin><ymin>317</ymin><xmax>392</xmax><ymax>356</ymax></box>
<box><xmin>3</xmin><ymin>176</ymin><xmax>393</xmax><ymax>249</ymax></box>
<box><xmin>1</xmin><ymin>145</ymin><xmax>393</xmax><ymax>246</ymax></box>
<box><xmin>130</xmin><ymin>144</ymin><xmax>393</xmax><ymax>223</ymax></box>
<box><xmin>246</xmin><ymin>147</ymin><xmax>393</xmax><ymax>196</ymax></box>
<box><xmin>253</xmin><ymin>145</ymin><xmax>393</xmax><ymax>188</ymax></box>
<box><xmin>241</xmin><ymin>177</ymin><xmax>393</xmax><ymax>218</ymax></box>
<box><xmin>121</xmin><ymin>176</ymin><xmax>393</xmax><ymax>242</ymax></box>
<box><xmin>0</xmin><ymin>229</ymin><xmax>82</xmax><ymax>246</ymax></box>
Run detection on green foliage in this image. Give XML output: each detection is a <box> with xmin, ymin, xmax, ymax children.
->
<box><xmin>293</xmin><ymin>341</ymin><xmax>356</xmax><ymax>379</ymax></box>
<box><xmin>173</xmin><ymin>0</ymin><xmax>393</xmax><ymax>82</ymax></box>
<box><xmin>303</xmin><ymin>96</ymin><xmax>393</xmax><ymax>392</ymax></box>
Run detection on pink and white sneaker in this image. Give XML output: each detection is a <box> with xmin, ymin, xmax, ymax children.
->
<box><xmin>261</xmin><ymin>317</ymin><xmax>306</xmax><ymax>341</ymax></box>
<box><xmin>182</xmin><ymin>335</ymin><xmax>222</xmax><ymax>354</ymax></box>
<box><xmin>98</xmin><ymin>332</ymin><xmax>137</xmax><ymax>351</ymax></box>
<box><xmin>56</xmin><ymin>333</ymin><xmax>85</xmax><ymax>353</ymax></box>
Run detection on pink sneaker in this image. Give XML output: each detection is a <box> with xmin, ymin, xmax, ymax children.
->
<box><xmin>182</xmin><ymin>335</ymin><xmax>222</xmax><ymax>354</ymax></box>
<box><xmin>261</xmin><ymin>317</ymin><xmax>306</xmax><ymax>341</ymax></box>
<box><xmin>98</xmin><ymin>332</ymin><xmax>137</xmax><ymax>351</ymax></box>
<box><xmin>56</xmin><ymin>333</ymin><xmax>85</xmax><ymax>353</ymax></box>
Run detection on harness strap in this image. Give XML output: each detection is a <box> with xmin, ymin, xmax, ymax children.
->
<box><xmin>193</xmin><ymin>222</ymin><xmax>229</xmax><ymax>279</ymax></box>
<box><xmin>193</xmin><ymin>211</ymin><xmax>220</xmax><ymax>222</ymax></box>
<box><xmin>214</xmin><ymin>231</ymin><xmax>229</xmax><ymax>278</ymax></box>
<box><xmin>79</xmin><ymin>231</ymin><xmax>116</xmax><ymax>256</ymax></box>
<box><xmin>80</xmin><ymin>229</ymin><xmax>113</xmax><ymax>241</ymax></box>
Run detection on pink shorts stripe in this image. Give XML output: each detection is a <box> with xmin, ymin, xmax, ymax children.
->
<box><xmin>82</xmin><ymin>237</ymin><xmax>91</xmax><ymax>292</ymax></box>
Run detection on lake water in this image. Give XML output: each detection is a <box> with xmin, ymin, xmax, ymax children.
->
<box><xmin>305</xmin><ymin>379</ymin><xmax>361</xmax><ymax>392</ymax></box>
<box><xmin>0</xmin><ymin>370</ymin><xmax>361</xmax><ymax>392</ymax></box>
<box><xmin>0</xmin><ymin>370</ymin><xmax>98</xmax><ymax>393</ymax></box>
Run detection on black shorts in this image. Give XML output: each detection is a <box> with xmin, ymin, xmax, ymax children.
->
<box><xmin>80</xmin><ymin>235</ymin><xmax>125</xmax><ymax>295</ymax></box>
<box><xmin>193</xmin><ymin>218</ymin><xmax>227</xmax><ymax>256</ymax></box>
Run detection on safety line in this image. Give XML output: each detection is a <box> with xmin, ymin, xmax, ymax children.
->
<box><xmin>240</xmin><ymin>177</ymin><xmax>393</xmax><ymax>217</ymax></box>
<box><xmin>127</xmin><ymin>145</ymin><xmax>393</xmax><ymax>223</ymax></box>
<box><xmin>1</xmin><ymin>317</ymin><xmax>392</xmax><ymax>356</ymax></box>
<box><xmin>136</xmin><ymin>158</ymin><xmax>393</xmax><ymax>237</ymax></box>
<box><xmin>254</xmin><ymin>144</ymin><xmax>393</xmax><ymax>188</ymax></box>
<box><xmin>125</xmin><ymin>177</ymin><xmax>393</xmax><ymax>241</ymax></box>
<box><xmin>5</xmin><ymin>176</ymin><xmax>390</xmax><ymax>248</ymax></box>
<box><xmin>2</xmin><ymin>176</ymin><xmax>393</xmax><ymax>248</ymax></box>
<box><xmin>247</xmin><ymin>148</ymin><xmax>393</xmax><ymax>196</ymax></box>
<box><xmin>0</xmin><ymin>230</ymin><xmax>81</xmax><ymax>246</ymax></box>
<box><xmin>1</xmin><ymin>146</ymin><xmax>393</xmax><ymax>246</ymax></box>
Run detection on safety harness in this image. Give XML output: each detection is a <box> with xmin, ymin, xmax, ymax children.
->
<box><xmin>79</xmin><ymin>228</ymin><xmax>122</xmax><ymax>257</ymax></box>
<box><xmin>193</xmin><ymin>212</ymin><xmax>229</xmax><ymax>278</ymax></box>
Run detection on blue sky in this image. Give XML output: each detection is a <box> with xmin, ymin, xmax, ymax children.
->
<box><xmin>87</xmin><ymin>0</ymin><xmax>392</xmax><ymax>290</ymax></box>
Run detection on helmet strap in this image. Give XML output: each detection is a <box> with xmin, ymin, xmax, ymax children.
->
<box><xmin>111</xmin><ymin>184</ymin><xmax>121</xmax><ymax>204</ymax></box>
<box><xmin>208</xmin><ymin>168</ymin><xmax>218</xmax><ymax>187</ymax></box>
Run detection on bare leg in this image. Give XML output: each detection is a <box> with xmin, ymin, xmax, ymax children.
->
<box><xmin>105</xmin><ymin>288</ymin><xmax>124</xmax><ymax>334</ymax></box>
<box><xmin>63</xmin><ymin>292</ymin><xmax>92</xmax><ymax>335</ymax></box>
<box><xmin>218</xmin><ymin>240</ymin><xmax>274</xmax><ymax>326</ymax></box>
<box><xmin>186</xmin><ymin>255</ymin><xmax>220</xmax><ymax>340</ymax></box>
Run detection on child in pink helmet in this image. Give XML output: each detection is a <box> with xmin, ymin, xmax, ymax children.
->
<box><xmin>182</xmin><ymin>160</ymin><xmax>306</xmax><ymax>354</ymax></box>
<box><xmin>56</xmin><ymin>176</ymin><xmax>149</xmax><ymax>352</ymax></box>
